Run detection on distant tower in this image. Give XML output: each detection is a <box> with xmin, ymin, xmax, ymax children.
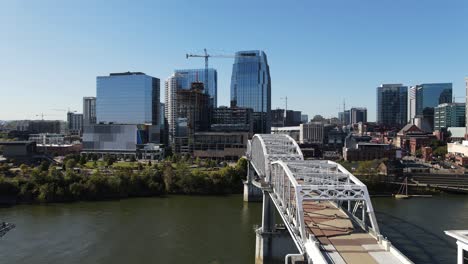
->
<box><xmin>83</xmin><ymin>97</ymin><xmax>96</xmax><ymax>126</ymax></box>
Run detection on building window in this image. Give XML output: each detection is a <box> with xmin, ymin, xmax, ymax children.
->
<box><xmin>463</xmin><ymin>249</ymin><xmax>468</xmax><ymax>263</ymax></box>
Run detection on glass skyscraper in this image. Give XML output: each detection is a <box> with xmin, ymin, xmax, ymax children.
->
<box><xmin>376</xmin><ymin>84</ymin><xmax>408</xmax><ymax>127</ymax></box>
<box><xmin>174</xmin><ymin>69</ymin><xmax>217</xmax><ymax>107</ymax></box>
<box><xmin>96</xmin><ymin>72</ymin><xmax>160</xmax><ymax>125</ymax></box>
<box><xmin>230</xmin><ymin>50</ymin><xmax>271</xmax><ymax>133</ymax></box>
<box><xmin>415</xmin><ymin>83</ymin><xmax>452</xmax><ymax>131</ymax></box>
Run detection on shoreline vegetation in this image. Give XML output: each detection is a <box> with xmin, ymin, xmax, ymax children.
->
<box><xmin>0</xmin><ymin>154</ymin><xmax>248</xmax><ymax>205</ymax></box>
<box><xmin>0</xmin><ymin>154</ymin><xmax>443</xmax><ymax>206</ymax></box>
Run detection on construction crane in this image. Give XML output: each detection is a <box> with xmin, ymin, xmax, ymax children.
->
<box><xmin>185</xmin><ymin>49</ymin><xmax>249</xmax><ymax>98</ymax></box>
<box><xmin>186</xmin><ymin>49</ymin><xmax>232</xmax><ymax>95</ymax></box>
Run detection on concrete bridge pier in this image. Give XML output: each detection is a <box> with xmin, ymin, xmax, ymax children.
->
<box><xmin>243</xmin><ymin>164</ymin><xmax>263</xmax><ymax>202</ymax></box>
<box><xmin>255</xmin><ymin>193</ymin><xmax>303</xmax><ymax>264</ymax></box>
<box><xmin>255</xmin><ymin>226</ymin><xmax>302</xmax><ymax>264</ymax></box>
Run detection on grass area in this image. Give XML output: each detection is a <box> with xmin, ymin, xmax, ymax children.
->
<box><xmin>112</xmin><ymin>161</ymin><xmax>138</xmax><ymax>169</ymax></box>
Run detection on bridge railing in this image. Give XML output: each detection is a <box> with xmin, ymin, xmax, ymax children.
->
<box><xmin>270</xmin><ymin>160</ymin><xmax>382</xmax><ymax>246</ymax></box>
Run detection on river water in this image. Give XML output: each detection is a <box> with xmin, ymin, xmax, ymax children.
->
<box><xmin>1</xmin><ymin>194</ymin><xmax>467</xmax><ymax>264</ymax></box>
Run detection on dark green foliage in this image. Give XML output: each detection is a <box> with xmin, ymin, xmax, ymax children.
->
<box><xmin>0</xmin><ymin>157</ymin><xmax>248</xmax><ymax>204</ymax></box>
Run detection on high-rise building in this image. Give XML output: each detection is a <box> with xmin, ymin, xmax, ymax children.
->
<box><xmin>174</xmin><ymin>69</ymin><xmax>217</xmax><ymax>107</ymax></box>
<box><xmin>434</xmin><ymin>103</ymin><xmax>465</xmax><ymax>131</ymax></box>
<box><xmin>408</xmin><ymin>86</ymin><xmax>416</xmax><ymax>121</ymax></box>
<box><xmin>350</xmin><ymin>107</ymin><xmax>367</xmax><ymax>124</ymax></box>
<box><xmin>96</xmin><ymin>72</ymin><xmax>160</xmax><ymax>125</ymax></box>
<box><xmin>67</xmin><ymin>112</ymin><xmax>83</xmax><ymax>135</ymax></box>
<box><xmin>173</xmin><ymin>82</ymin><xmax>210</xmax><ymax>154</ymax></box>
<box><xmin>271</xmin><ymin>109</ymin><xmax>285</xmax><ymax>127</ymax></box>
<box><xmin>285</xmin><ymin>110</ymin><xmax>302</xmax><ymax>126</ymax></box>
<box><xmin>376</xmin><ymin>84</ymin><xmax>408</xmax><ymax>127</ymax></box>
<box><xmin>83</xmin><ymin>97</ymin><xmax>96</xmax><ymax>126</ymax></box>
<box><xmin>466</xmin><ymin>78</ymin><xmax>468</xmax><ymax>138</ymax></box>
<box><xmin>230</xmin><ymin>50</ymin><xmax>271</xmax><ymax>133</ymax></box>
<box><xmin>338</xmin><ymin>110</ymin><xmax>350</xmax><ymax>125</ymax></box>
<box><xmin>301</xmin><ymin>114</ymin><xmax>309</xmax><ymax>124</ymax></box>
<box><xmin>415</xmin><ymin>83</ymin><xmax>452</xmax><ymax>131</ymax></box>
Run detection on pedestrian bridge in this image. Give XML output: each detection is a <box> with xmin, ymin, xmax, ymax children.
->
<box><xmin>245</xmin><ymin>134</ymin><xmax>413</xmax><ymax>264</ymax></box>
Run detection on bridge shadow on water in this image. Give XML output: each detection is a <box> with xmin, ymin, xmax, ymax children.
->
<box><xmin>375</xmin><ymin>211</ymin><xmax>456</xmax><ymax>264</ymax></box>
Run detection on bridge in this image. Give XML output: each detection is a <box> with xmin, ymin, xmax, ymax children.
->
<box><xmin>244</xmin><ymin>134</ymin><xmax>413</xmax><ymax>264</ymax></box>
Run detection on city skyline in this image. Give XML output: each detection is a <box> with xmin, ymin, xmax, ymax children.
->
<box><xmin>1</xmin><ymin>0</ymin><xmax>468</xmax><ymax>121</ymax></box>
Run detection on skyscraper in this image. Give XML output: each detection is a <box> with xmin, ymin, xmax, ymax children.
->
<box><xmin>96</xmin><ymin>72</ymin><xmax>160</xmax><ymax>125</ymax></box>
<box><xmin>376</xmin><ymin>84</ymin><xmax>408</xmax><ymax>127</ymax></box>
<box><xmin>415</xmin><ymin>83</ymin><xmax>452</xmax><ymax>131</ymax></box>
<box><xmin>174</xmin><ymin>69</ymin><xmax>217</xmax><ymax>107</ymax></box>
<box><xmin>83</xmin><ymin>97</ymin><xmax>96</xmax><ymax>126</ymax></box>
<box><xmin>230</xmin><ymin>50</ymin><xmax>271</xmax><ymax>133</ymax></box>
<box><xmin>407</xmin><ymin>86</ymin><xmax>416</xmax><ymax>121</ymax></box>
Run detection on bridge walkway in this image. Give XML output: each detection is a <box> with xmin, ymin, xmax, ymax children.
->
<box><xmin>301</xmin><ymin>200</ymin><xmax>403</xmax><ymax>264</ymax></box>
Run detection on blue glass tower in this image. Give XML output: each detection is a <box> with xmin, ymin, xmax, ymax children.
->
<box><xmin>96</xmin><ymin>72</ymin><xmax>160</xmax><ymax>125</ymax></box>
<box><xmin>174</xmin><ymin>69</ymin><xmax>217</xmax><ymax>107</ymax></box>
<box><xmin>230</xmin><ymin>50</ymin><xmax>271</xmax><ymax>133</ymax></box>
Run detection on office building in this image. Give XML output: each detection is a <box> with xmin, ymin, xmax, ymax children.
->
<box><xmin>285</xmin><ymin>110</ymin><xmax>302</xmax><ymax>126</ymax></box>
<box><xmin>96</xmin><ymin>72</ymin><xmax>160</xmax><ymax>125</ymax></box>
<box><xmin>67</xmin><ymin>112</ymin><xmax>83</xmax><ymax>135</ymax></box>
<box><xmin>376</xmin><ymin>84</ymin><xmax>408</xmax><ymax>127</ymax></box>
<box><xmin>192</xmin><ymin>131</ymin><xmax>250</xmax><ymax>160</ymax></box>
<box><xmin>83</xmin><ymin>97</ymin><xmax>96</xmax><ymax>125</ymax></box>
<box><xmin>28</xmin><ymin>120</ymin><xmax>62</xmax><ymax>134</ymax></box>
<box><xmin>300</xmin><ymin>123</ymin><xmax>324</xmax><ymax>144</ymax></box>
<box><xmin>350</xmin><ymin>107</ymin><xmax>367</xmax><ymax>124</ymax></box>
<box><xmin>301</xmin><ymin>114</ymin><xmax>309</xmax><ymax>123</ymax></box>
<box><xmin>434</xmin><ymin>103</ymin><xmax>465</xmax><ymax>131</ymax></box>
<box><xmin>271</xmin><ymin>109</ymin><xmax>285</xmax><ymax>127</ymax></box>
<box><xmin>408</xmin><ymin>86</ymin><xmax>416</xmax><ymax>121</ymax></box>
<box><xmin>82</xmin><ymin>124</ymin><xmax>162</xmax><ymax>159</ymax></box>
<box><xmin>174</xmin><ymin>69</ymin><xmax>217</xmax><ymax>107</ymax></box>
<box><xmin>211</xmin><ymin>106</ymin><xmax>253</xmax><ymax>133</ymax></box>
<box><xmin>466</xmin><ymin>78</ymin><xmax>468</xmax><ymax>138</ymax></box>
<box><xmin>415</xmin><ymin>83</ymin><xmax>452</xmax><ymax>131</ymax></box>
<box><xmin>230</xmin><ymin>50</ymin><xmax>271</xmax><ymax>133</ymax></box>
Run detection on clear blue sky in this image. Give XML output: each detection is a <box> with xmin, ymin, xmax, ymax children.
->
<box><xmin>1</xmin><ymin>0</ymin><xmax>467</xmax><ymax>121</ymax></box>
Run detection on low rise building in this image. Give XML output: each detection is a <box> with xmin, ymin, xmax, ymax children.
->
<box><xmin>82</xmin><ymin>124</ymin><xmax>162</xmax><ymax>159</ymax></box>
<box><xmin>192</xmin><ymin>131</ymin><xmax>249</xmax><ymax>160</ymax></box>
<box><xmin>300</xmin><ymin>122</ymin><xmax>324</xmax><ymax>144</ymax></box>
<box><xmin>343</xmin><ymin>135</ymin><xmax>396</xmax><ymax>161</ymax></box>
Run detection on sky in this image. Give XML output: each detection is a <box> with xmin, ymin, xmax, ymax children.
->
<box><xmin>1</xmin><ymin>0</ymin><xmax>467</xmax><ymax>121</ymax></box>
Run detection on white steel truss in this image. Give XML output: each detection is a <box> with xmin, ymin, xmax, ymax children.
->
<box><xmin>246</xmin><ymin>134</ymin><xmax>395</xmax><ymax>263</ymax></box>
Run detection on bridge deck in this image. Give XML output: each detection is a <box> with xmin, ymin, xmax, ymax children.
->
<box><xmin>303</xmin><ymin>201</ymin><xmax>404</xmax><ymax>264</ymax></box>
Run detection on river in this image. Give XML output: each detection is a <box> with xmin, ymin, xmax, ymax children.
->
<box><xmin>1</xmin><ymin>194</ymin><xmax>467</xmax><ymax>264</ymax></box>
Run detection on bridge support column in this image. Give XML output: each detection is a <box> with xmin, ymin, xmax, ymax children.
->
<box><xmin>243</xmin><ymin>163</ymin><xmax>263</xmax><ymax>202</ymax></box>
<box><xmin>255</xmin><ymin>225</ymin><xmax>302</xmax><ymax>264</ymax></box>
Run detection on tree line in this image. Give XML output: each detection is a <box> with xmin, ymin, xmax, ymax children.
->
<box><xmin>0</xmin><ymin>157</ymin><xmax>248</xmax><ymax>204</ymax></box>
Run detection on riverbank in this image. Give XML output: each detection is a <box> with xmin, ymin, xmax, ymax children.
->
<box><xmin>0</xmin><ymin>158</ymin><xmax>248</xmax><ymax>205</ymax></box>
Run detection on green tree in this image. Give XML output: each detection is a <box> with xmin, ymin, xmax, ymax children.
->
<box><xmin>433</xmin><ymin>146</ymin><xmax>447</xmax><ymax>157</ymax></box>
<box><xmin>66</xmin><ymin>159</ymin><xmax>77</xmax><ymax>169</ymax></box>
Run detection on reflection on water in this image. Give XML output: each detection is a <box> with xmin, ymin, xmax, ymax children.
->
<box><xmin>0</xmin><ymin>194</ymin><xmax>467</xmax><ymax>264</ymax></box>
